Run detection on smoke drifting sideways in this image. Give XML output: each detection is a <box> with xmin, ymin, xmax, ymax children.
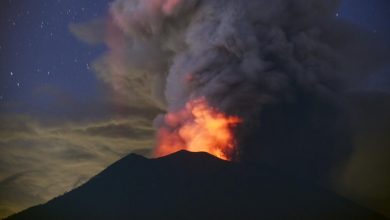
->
<box><xmin>73</xmin><ymin>0</ymin><xmax>389</xmax><ymax>181</ymax></box>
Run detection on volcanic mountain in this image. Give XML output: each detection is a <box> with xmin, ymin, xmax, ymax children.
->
<box><xmin>6</xmin><ymin>150</ymin><xmax>387</xmax><ymax>220</ymax></box>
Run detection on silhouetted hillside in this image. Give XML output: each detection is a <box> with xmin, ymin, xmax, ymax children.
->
<box><xmin>6</xmin><ymin>150</ymin><xmax>387</xmax><ymax>220</ymax></box>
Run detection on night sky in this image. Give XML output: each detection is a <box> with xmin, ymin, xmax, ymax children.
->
<box><xmin>0</xmin><ymin>0</ymin><xmax>110</xmax><ymax>121</ymax></box>
<box><xmin>0</xmin><ymin>0</ymin><xmax>389</xmax><ymax>218</ymax></box>
<box><xmin>0</xmin><ymin>0</ymin><xmax>390</xmax><ymax>119</ymax></box>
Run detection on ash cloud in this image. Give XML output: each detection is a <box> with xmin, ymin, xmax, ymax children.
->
<box><xmin>92</xmin><ymin>0</ymin><xmax>390</xmax><ymax>181</ymax></box>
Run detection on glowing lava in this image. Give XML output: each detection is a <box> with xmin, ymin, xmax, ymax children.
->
<box><xmin>155</xmin><ymin>97</ymin><xmax>241</xmax><ymax>160</ymax></box>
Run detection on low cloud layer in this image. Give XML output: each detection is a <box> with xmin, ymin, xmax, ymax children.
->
<box><xmin>0</xmin><ymin>114</ymin><xmax>155</xmax><ymax>217</ymax></box>
<box><xmin>336</xmin><ymin>91</ymin><xmax>390</xmax><ymax>217</ymax></box>
<box><xmin>1</xmin><ymin>93</ymin><xmax>389</xmax><ymax>217</ymax></box>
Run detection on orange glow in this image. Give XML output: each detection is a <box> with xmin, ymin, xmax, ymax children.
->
<box><xmin>162</xmin><ymin>0</ymin><xmax>181</xmax><ymax>15</ymax></box>
<box><xmin>155</xmin><ymin>97</ymin><xmax>241</xmax><ymax>160</ymax></box>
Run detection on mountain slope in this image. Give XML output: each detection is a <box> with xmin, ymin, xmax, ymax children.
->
<box><xmin>6</xmin><ymin>150</ymin><xmax>387</xmax><ymax>220</ymax></box>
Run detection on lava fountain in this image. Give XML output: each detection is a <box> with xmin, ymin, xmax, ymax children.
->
<box><xmin>155</xmin><ymin>97</ymin><xmax>242</xmax><ymax>160</ymax></box>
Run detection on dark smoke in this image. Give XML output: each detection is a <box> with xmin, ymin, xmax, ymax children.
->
<box><xmin>77</xmin><ymin>0</ymin><xmax>389</xmax><ymax>181</ymax></box>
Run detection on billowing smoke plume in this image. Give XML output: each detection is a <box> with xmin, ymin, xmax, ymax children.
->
<box><xmin>76</xmin><ymin>0</ymin><xmax>389</xmax><ymax>181</ymax></box>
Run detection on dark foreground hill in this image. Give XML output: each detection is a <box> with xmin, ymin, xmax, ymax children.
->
<box><xmin>6</xmin><ymin>150</ymin><xmax>387</xmax><ymax>220</ymax></box>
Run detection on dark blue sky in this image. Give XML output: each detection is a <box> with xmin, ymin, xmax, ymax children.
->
<box><xmin>339</xmin><ymin>0</ymin><xmax>390</xmax><ymax>35</ymax></box>
<box><xmin>0</xmin><ymin>0</ymin><xmax>112</xmax><ymax>121</ymax></box>
<box><xmin>0</xmin><ymin>0</ymin><xmax>389</xmax><ymax>121</ymax></box>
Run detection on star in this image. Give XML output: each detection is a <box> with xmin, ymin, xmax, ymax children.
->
<box><xmin>16</xmin><ymin>82</ymin><xmax>20</xmax><ymax>87</ymax></box>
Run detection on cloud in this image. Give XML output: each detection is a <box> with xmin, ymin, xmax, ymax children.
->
<box><xmin>69</xmin><ymin>19</ymin><xmax>106</xmax><ymax>45</ymax></box>
<box><xmin>334</xmin><ymin>91</ymin><xmax>390</xmax><ymax>217</ymax></box>
<box><xmin>0</xmin><ymin>114</ymin><xmax>155</xmax><ymax>218</ymax></box>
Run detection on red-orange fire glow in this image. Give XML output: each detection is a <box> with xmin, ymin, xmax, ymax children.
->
<box><xmin>155</xmin><ymin>97</ymin><xmax>241</xmax><ymax>160</ymax></box>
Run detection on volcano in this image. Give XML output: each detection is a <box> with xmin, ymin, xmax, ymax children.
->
<box><xmin>6</xmin><ymin>150</ymin><xmax>387</xmax><ymax>220</ymax></box>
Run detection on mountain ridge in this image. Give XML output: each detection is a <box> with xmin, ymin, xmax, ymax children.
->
<box><xmin>5</xmin><ymin>150</ymin><xmax>388</xmax><ymax>220</ymax></box>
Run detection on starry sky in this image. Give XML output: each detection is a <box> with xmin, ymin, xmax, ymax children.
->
<box><xmin>1</xmin><ymin>0</ymin><xmax>390</xmax><ymax>117</ymax></box>
<box><xmin>0</xmin><ymin>0</ymin><xmax>388</xmax><ymax>120</ymax></box>
<box><xmin>0</xmin><ymin>0</ymin><xmax>389</xmax><ymax>218</ymax></box>
<box><xmin>0</xmin><ymin>0</ymin><xmax>109</xmax><ymax>120</ymax></box>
